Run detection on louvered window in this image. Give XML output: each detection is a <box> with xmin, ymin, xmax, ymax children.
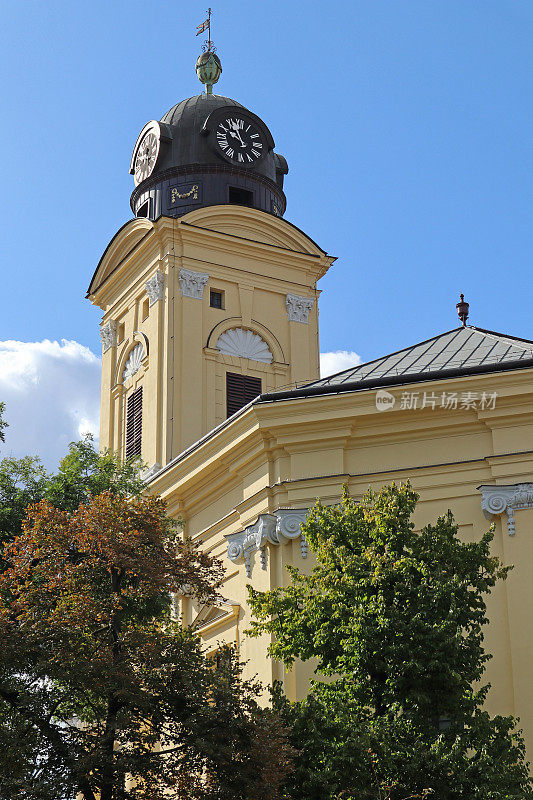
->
<box><xmin>226</xmin><ymin>372</ymin><xmax>262</xmax><ymax>418</ymax></box>
<box><xmin>125</xmin><ymin>386</ymin><xmax>142</xmax><ymax>459</ymax></box>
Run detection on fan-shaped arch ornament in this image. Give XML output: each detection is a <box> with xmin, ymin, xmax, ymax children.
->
<box><xmin>122</xmin><ymin>343</ymin><xmax>146</xmax><ymax>382</ymax></box>
<box><xmin>216</xmin><ymin>328</ymin><xmax>273</xmax><ymax>363</ymax></box>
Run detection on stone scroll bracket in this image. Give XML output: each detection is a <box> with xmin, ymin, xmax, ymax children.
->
<box><xmin>478</xmin><ymin>483</ymin><xmax>533</xmax><ymax>536</ymax></box>
<box><xmin>225</xmin><ymin>508</ymin><xmax>309</xmax><ymax>578</ymax></box>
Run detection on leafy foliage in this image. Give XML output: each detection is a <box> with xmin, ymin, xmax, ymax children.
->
<box><xmin>0</xmin><ymin>435</ymin><xmax>145</xmax><ymax>554</ymax></box>
<box><xmin>0</xmin><ymin>455</ymin><xmax>48</xmax><ymax>556</ymax></box>
<box><xmin>249</xmin><ymin>483</ymin><xmax>532</xmax><ymax>800</ymax></box>
<box><xmin>44</xmin><ymin>435</ymin><xmax>146</xmax><ymax>513</ymax></box>
<box><xmin>0</xmin><ymin>402</ymin><xmax>7</xmax><ymax>444</ymax></box>
<box><xmin>0</xmin><ymin>492</ymin><xmax>292</xmax><ymax>800</ymax></box>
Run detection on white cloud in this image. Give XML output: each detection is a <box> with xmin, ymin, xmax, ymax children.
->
<box><xmin>0</xmin><ymin>340</ymin><xmax>101</xmax><ymax>470</ymax></box>
<box><xmin>0</xmin><ymin>339</ymin><xmax>361</xmax><ymax>469</ymax></box>
<box><xmin>320</xmin><ymin>350</ymin><xmax>362</xmax><ymax>378</ymax></box>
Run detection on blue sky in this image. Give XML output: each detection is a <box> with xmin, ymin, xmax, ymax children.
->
<box><xmin>1</xmin><ymin>0</ymin><xmax>532</xmax><ymax>465</ymax></box>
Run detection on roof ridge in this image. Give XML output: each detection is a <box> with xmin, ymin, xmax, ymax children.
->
<box><xmin>308</xmin><ymin>327</ymin><xmax>465</xmax><ymax>387</ymax></box>
<box><xmin>469</xmin><ymin>326</ymin><xmax>533</xmax><ymax>348</ymax></box>
<box><xmin>311</xmin><ymin>325</ymin><xmax>533</xmax><ymax>390</ymax></box>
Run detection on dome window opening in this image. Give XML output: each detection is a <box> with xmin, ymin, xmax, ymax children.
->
<box><xmin>228</xmin><ymin>186</ymin><xmax>254</xmax><ymax>208</ymax></box>
<box><xmin>136</xmin><ymin>199</ymin><xmax>150</xmax><ymax>219</ymax></box>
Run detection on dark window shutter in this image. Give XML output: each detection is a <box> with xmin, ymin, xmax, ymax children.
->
<box><xmin>226</xmin><ymin>372</ymin><xmax>262</xmax><ymax>418</ymax></box>
<box><xmin>125</xmin><ymin>386</ymin><xmax>143</xmax><ymax>459</ymax></box>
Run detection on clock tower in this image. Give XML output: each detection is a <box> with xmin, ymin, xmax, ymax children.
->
<box><xmin>87</xmin><ymin>51</ymin><xmax>334</xmax><ymax>476</ymax></box>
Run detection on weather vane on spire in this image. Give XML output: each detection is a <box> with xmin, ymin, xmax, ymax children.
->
<box><xmin>195</xmin><ymin>8</ymin><xmax>222</xmax><ymax>94</ymax></box>
<box><xmin>196</xmin><ymin>8</ymin><xmax>215</xmax><ymax>53</ymax></box>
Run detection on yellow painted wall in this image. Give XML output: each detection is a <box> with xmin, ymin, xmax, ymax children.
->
<box><xmin>148</xmin><ymin>367</ymin><xmax>533</xmax><ymax>753</ymax></box>
<box><xmin>91</xmin><ymin>204</ymin><xmax>533</xmax><ymax>762</ymax></box>
<box><xmin>89</xmin><ymin>206</ymin><xmax>333</xmax><ymax>472</ymax></box>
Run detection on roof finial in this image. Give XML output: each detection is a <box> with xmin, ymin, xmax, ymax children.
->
<box><xmin>456</xmin><ymin>293</ymin><xmax>469</xmax><ymax>326</ymax></box>
<box><xmin>195</xmin><ymin>9</ymin><xmax>222</xmax><ymax>94</ymax></box>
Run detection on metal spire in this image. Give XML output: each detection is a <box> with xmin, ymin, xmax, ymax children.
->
<box><xmin>195</xmin><ymin>8</ymin><xmax>222</xmax><ymax>94</ymax></box>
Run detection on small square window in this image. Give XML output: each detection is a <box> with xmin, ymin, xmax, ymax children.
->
<box><xmin>210</xmin><ymin>290</ymin><xmax>224</xmax><ymax>309</ymax></box>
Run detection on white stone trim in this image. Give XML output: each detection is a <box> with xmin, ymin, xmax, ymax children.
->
<box><xmin>225</xmin><ymin>508</ymin><xmax>309</xmax><ymax>577</ymax></box>
<box><xmin>122</xmin><ymin>343</ymin><xmax>146</xmax><ymax>382</ymax></box>
<box><xmin>478</xmin><ymin>483</ymin><xmax>533</xmax><ymax>536</ymax></box>
<box><xmin>145</xmin><ymin>270</ymin><xmax>164</xmax><ymax>305</ymax></box>
<box><xmin>100</xmin><ymin>321</ymin><xmax>117</xmax><ymax>352</ymax></box>
<box><xmin>286</xmin><ymin>293</ymin><xmax>314</xmax><ymax>323</ymax></box>
<box><xmin>216</xmin><ymin>327</ymin><xmax>273</xmax><ymax>363</ymax></box>
<box><xmin>178</xmin><ymin>268</ymin><xmax>209</xmax><ymax>299</ymax></box>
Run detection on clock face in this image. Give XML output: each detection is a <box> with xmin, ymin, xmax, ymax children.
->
<box><xmin>133</xmin><ymin>130</ymin><xmax>160</xmax><ymax>185</ymax></box>
<box><xmin>215</xmin><ymin>116</ymin><xmax>265</xmax><ymax>165</ymax></box>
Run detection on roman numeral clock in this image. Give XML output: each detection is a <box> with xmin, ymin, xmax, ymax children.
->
<box><xmin>202</xmin><ymin>105</ymin><xmax>273</xmax><ymax>168</ymax></box>
<box><xmin>215</xmin><ymin>116</ymin><xmax>264</xmax><ymax>164</ymax></box>
<box><xmin>128</xmin><ymin>52</ymin><xmax>288</xmax><ymax>220</ymax></box>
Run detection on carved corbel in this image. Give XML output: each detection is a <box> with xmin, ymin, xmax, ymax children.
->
<box><xmin>478</xmin><ymin>483</ymin><xmax>533</xmax><ymax>536</ymax></box>
<box><xmin>225</xmin><ymin>508</ymin><xmax>309</xmax><ymax>578</ymax></box>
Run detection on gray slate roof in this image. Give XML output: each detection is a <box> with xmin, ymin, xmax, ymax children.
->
<box><xmin>309</xmin><ymin>326</ymin><xmax>533</xmax><ymax>389</ymax></box>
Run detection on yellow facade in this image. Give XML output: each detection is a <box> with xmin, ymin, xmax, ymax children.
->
<box><xmin>89</xmin><ymin>206</ymin><xmax>333</xmax><ymax>467</ymax></box>
<box><xmin>90</xmin><ymin>202</ymin><xmax>533</xmax><ymax>758</ymax></box>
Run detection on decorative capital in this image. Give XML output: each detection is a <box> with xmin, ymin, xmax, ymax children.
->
<box><xmin>225</xmin><ymin>508</ymin><xmax>309</xmax><ymax>578</ymax></box>
<box><xmin>100</xmin><ymin>321</ymin><xmax>117</xmax><ymax>353</ymax></box>
<box><xmin>478</xmin><ymin>483</ymin><xmax>533</xmax><ymax>536</ymax></box>
<box><xmin>178</xmin><ymin>268</ymin><xmax>209</xmax><ymax>299</ymax></box>
<box><xmin>286</xmin><ymin>293</ymin><xmax>314</xmax><ymax>323</ymax></box>
<box><xmin>145</xmin><ymin>270</ymin><xmax>165</xmax><ymax>306</ymax></box>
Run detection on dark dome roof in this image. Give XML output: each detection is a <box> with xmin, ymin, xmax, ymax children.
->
<box><xmin>130</xmin><ymin>89</ymin><xmax>288</xmax><ymax>220</ymax></box>
<box><xmin>160</xmin><ymin>93</ymin><xmax>244</xmax><ymax>126</ymax></box>
<box><xmin>149</xmin><ymin>93</ymin><xmax>279</xmax><ymax>184</ymax></box>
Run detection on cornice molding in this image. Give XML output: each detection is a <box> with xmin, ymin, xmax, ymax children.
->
<box><xmin>478</xmin><ymin>483</ymin><xmax>533</xmax><ymax>535</ymax></box>
<box><xmin>225</xmin><ymin>508</ymin><xmax>309</xmax><ymax>577</ymax></box>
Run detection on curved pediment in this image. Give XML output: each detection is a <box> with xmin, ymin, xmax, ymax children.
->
<box><xmin>181</xmin><ymin>205</ymin><xmax>327</xmax><ymax>256</ymax></box>
<box><xmin>87</xmin><ymin>218</ymin><xmax>155</xmax><ymax>299</ymax></box>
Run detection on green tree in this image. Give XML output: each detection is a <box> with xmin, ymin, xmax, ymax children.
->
<box><xmin>0</xmin><ymin>402</ymin><xmax>7</xmax><ymax>444</ymax></box>
<box><xmin>0</xmin><ymin>491</ymin><xmax>292</xmax><ymax>800</ymax></box>
<box><xmin>248</xmin><ymin>483</ymin><xmax>532</xmax><ymax>800</ymax></box>
<box><xmin>0</xmin><ymin>435</ymin><xmax>145</xmax><ymax>552</ymax></box>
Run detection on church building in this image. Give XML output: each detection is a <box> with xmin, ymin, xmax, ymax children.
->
<box><xmin>87</xmin><ymin>48</ymin><xmax>533</xmax><ymax>757</ymax></box>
